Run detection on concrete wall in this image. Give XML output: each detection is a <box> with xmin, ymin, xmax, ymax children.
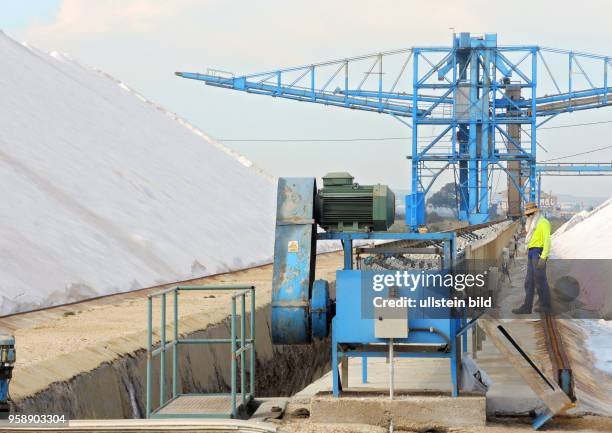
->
<box><xmin>15</xmin><ymin>304</ymin><xmax>330</xmax><ymax>419</ymax></box>
<box><xmin>465</xmin><ymin>221</ymin><xmax>519</xmax><ymax>264</ymax></box>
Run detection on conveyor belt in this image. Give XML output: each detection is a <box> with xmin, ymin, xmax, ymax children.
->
<box><xmin>355</xmin><ymin>219</ymin><xmax>510</xmax><ymax>255</ymax></box>
<box><xmin>479</xmin><ymin>317</ymin><xmax>575</xmax><ymax>429</ymax></box>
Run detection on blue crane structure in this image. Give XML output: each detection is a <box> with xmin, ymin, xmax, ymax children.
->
<box><xmin>175</xmin><ymin>33</ymin><xmax>612</xmax><ymax>430</ymax></box>
<box><xmin>177</xmin><ymin>32</ymin><xmax>612</xmax><ymax>229</ymax></box>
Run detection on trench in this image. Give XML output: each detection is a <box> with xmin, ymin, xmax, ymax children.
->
<box><xmin>14</xmin><ymin>303</ymin><xmax>330</xmax><ymax>419</ymax></box>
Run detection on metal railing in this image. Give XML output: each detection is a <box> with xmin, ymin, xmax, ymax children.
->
<box><xmin>146</xmin><ymin>284</ymin><xmax>256</xmax><ymax>418</ymax></box>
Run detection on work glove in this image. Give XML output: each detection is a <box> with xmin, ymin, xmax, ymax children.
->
<box><xmin>536</xmin><ymin>257</ymin><xmax>547</xmax><ymax>270</ymax></box>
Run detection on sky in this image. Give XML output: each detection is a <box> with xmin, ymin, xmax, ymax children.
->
<box><xmin>2</xmin><ymin>0</ymin><xmax>612</xmax><ymax>198</ymax></box>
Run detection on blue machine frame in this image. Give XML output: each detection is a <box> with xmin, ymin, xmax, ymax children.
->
<box><xmin>270</xmin><ymin>178</ymin><xmax>318</xmax><ymax>345</ymax></box>
<box><xmin>177</xmin><ymin>32</ymin><xmax>612</xmax><ymax>229</ymax></box>
<box><xmin>318</xmin><ymin>231</ymin><xmax>463</xmax><ymax>397</ymax></box>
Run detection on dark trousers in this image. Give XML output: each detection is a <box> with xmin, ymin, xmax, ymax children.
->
<box><xmin>523</xmin><ymin>247</ymin><xmax>551</xmax><ymax>310</ymax></box>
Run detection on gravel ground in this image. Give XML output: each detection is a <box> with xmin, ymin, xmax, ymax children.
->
<box><xmin>280</xmin><ymin>415</ymin><xmax>612</xmax><ymax>433</ymax></box>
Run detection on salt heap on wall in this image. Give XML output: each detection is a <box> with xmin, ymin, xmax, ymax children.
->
<box><xmin>552</xmin><ymin>198</ymin><xmax>612</xmax><ymax>259</ymax></box>
<box><xmin>550</xmin><ymin>198</ymin><xmax>612</xmax><ymax>381</ymax></box>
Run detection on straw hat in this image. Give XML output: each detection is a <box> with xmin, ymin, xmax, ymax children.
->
<box><xmin>524</xmin><ymin>201</ymin><xmax>539</xmax><ymax>216</ymax></box>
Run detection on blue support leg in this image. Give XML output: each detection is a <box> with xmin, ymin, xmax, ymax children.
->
<box><xmin>362</xmin><ymin>353</ymin><xmax>368</xmax><ymax>384</ymax></box>
<box><xmin>450</xmin><ymin>354</ymin><xmax>458</xmax><ymax>396</ymax></box>
<box><xmin>532</xmin><ymin>408</ymin><xmax>554</xmax><ymax>430</ymax></box>
<box><xmin>451</xmin><ymin>322</ymin><xmax>459</xmax><ymax>397</ymax></box>
<box><xmin>559</xmin><ymin>370</ymin><xmax>572</xmax><ymax>397</ymax></box>
<box><xmin>332</xmin><ymin>320</ymin><xmax>340</xmax><ymax>397</ymax></box>
<box><xmin>462</xmin><ymin>318</ymin><xmax>468</xmax><ymax>353</ymax></box>
<box><xmin>343</xmin><ymin>239</ymin><xmax>353</xmax><ymax>270</ymax></box>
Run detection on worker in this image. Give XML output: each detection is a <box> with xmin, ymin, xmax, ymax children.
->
<box><xmin>512</xmin><ymin>202</ymin><xmax>552</xmax><ymax>314</ymax></box>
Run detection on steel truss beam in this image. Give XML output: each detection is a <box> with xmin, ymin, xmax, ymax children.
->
<box><xmin>177</xmin><ymin>32</ymin><xmax>612</xmax><ymax>229</ymax></box>
<box><xmin>535</xmin><ymin>163</ymin><xmax>612</xmax><ymax>204</ymax></box>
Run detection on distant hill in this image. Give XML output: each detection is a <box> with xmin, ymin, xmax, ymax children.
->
<box><xmin>556</xmin><ymin>194</ymin><xmax>607</xmax><ymax>208</ymax></box>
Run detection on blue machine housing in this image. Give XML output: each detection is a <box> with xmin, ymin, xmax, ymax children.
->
<box><xmin>405</xmin><ymin>192</ymin><xmax>425</xmax><ymax>228</ymax></box>
<box><xmin>332</xmin><ymin>274</ymin><xmax>460</xmax><ymax>396</ymax></box>
<box><xmin>271</xmin><ymin>178</ymin><xmax>318</xmax><ymax>344</ymax></box>
<box><xmin>317</xmin><ymin>231</ymin><xmax>463</xmax><ymax>397</ymax></box>
<box><xmin>335</xmin><ymin>271</ymin><xmax>454</xmax><ymax>344</ymax></box>
<box><xmin>271</xmin><ymin>177</ymin><xmax>466</xmax><ymax>398</ymax></box>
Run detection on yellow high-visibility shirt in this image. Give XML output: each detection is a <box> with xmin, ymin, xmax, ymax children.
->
<box><xmin>527</xmin><ymin>216</ymin><xmax>551</xmax><ymax>259</ymax></box>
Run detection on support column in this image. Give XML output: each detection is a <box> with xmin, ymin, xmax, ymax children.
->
<box><xmin>529</xmin><ymin>51</ymin><xmax>538</xmax><ymax>203</ymax></box>
<box><xmin>457</xmin><ymin>47</ymin><xmax>470</xmax><ymax>220</ymax></box>
<box><xmin>343</xmin><ymin>239</ymin><xmax>353</xmax><ymax>270</ymax></box>
<box><xmin>409</xmin><ymin>49</ymin><xmax>421</xmax><ymax>231</ymax></box>
<box><xmin>479</xmin><ymin>45</ymin><xmax>492</xmax><ymax>219</ymax></box>
<box><xmin>332</xmin><ymin>320</ymin><xmax>340</xmax><ymax>397</ymax></box>
<box><xmin>341</xmin><ymin>356</ymin><xmax>349</xmax><ymax>388</ymax></box>
<box><xmin>505</xmin><ymin>81</ymin><xmax>523</xmax><ymax>218</ymax></box>
<box><xmin>468</xmin><ymin>49</ymin><xmax>479</xmax><ymax>216</ymax></box>
<box><xmin>362</xmin><ymin>353</ymin><xmax>368</xmax><ymax>383</ymax></box>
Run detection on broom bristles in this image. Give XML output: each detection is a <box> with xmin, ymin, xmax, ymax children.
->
<box><xmin>532</xmin><ymin>318</ymin><xmax>612</xmax><ymax>416</ymax></box>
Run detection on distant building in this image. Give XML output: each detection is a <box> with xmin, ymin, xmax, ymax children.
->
<box><xmin>538</xmin><ymin>191</ymin><xmax>558</xmax><ymax>209</ymax></box>
<box><xmin>497</xmin><ymin>189</ymin><xmax>557</xmax><ymax>213</ymax></box>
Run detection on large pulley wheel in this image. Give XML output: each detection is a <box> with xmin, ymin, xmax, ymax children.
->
<box><xmin>311</xmin><ymin>279</ymin><xmax>331</xmax><ymax>339</ymax></box>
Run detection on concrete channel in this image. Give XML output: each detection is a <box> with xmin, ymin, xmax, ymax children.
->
<box><xmin>13</xmin><ymin>304</ymin><xmax>330</xmax><ymax>419</ymax></box>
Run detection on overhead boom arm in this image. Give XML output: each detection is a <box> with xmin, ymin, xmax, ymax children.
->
<box><xmin>176</xmin><ymin>70</ymin><xmax>419</xmax><ymax>117</ymax></box>
<box><xmin>177</xmin><ymin>33</ymin><xmax>612</xmax><ymax>228</ymax></box>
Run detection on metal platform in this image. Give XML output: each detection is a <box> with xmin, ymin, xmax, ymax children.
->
<box><xmin>146</xmin><ymin>285</ymin><xmax>255</xmax><ymax>419</ymax></box>
<box><xmin>153</xmin><ymin>394</ymin><xmax>246</xmax><ymax>419</ymax></box>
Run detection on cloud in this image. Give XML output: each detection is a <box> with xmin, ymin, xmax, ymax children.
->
<box><xmin>24</xmin><ymin>0</ymin><xmax>479</xmax><ymax>64</ymax></box>
<box><xmin>23</xmin><ymin>0</ymin><xmax>612</xmax><ymax>68</ymax></box>
<box><xmin>28</xmin><ymin>0</ymin><xmax>192</xmax><ymax>40</ymax></box>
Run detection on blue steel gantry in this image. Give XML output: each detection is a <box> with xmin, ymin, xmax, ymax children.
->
<box><xmin>177</xmin><ymin>32</ymin><xmax>612</xmax><ymax>229</ymax></box>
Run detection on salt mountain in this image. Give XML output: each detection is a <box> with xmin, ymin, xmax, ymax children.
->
<box><xmin>0</xmin><ymin>32</ymin><xmax>276</xmax><ymax>314</ymax></box>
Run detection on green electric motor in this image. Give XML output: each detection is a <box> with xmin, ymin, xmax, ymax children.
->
<box><xmin>316</xmin><ymin>172</ymin><xmax>395</xmax><ymax>232</ymax></box>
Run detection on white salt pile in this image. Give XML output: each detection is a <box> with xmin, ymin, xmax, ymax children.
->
<box><xmin>555</xmin><ymin>209</ymin><xmax>589</xmax><ymax>235</ymax></box>
<box><xmin>550</xmin><ymin>198</ymin><xmax>612</xmax><ymax>377</ymax></box>
<box><xmin>0</xmin><ymin>32</ymin><xmax>347</xmax><ymax>316</ymax></box>
<box><xmin>0</xmin><ymin>32</ymin><xmax>279</xmax><ymax>315</ymax></box>
<box><xmin>581</xmin><ymin>320</ymin><xmax>612</xmax><ymax>375</ymax></box>
<box><xmin>551</xmin><ymin>198</ymin><xmax>612</xmax><ymax>259</ymax></box>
